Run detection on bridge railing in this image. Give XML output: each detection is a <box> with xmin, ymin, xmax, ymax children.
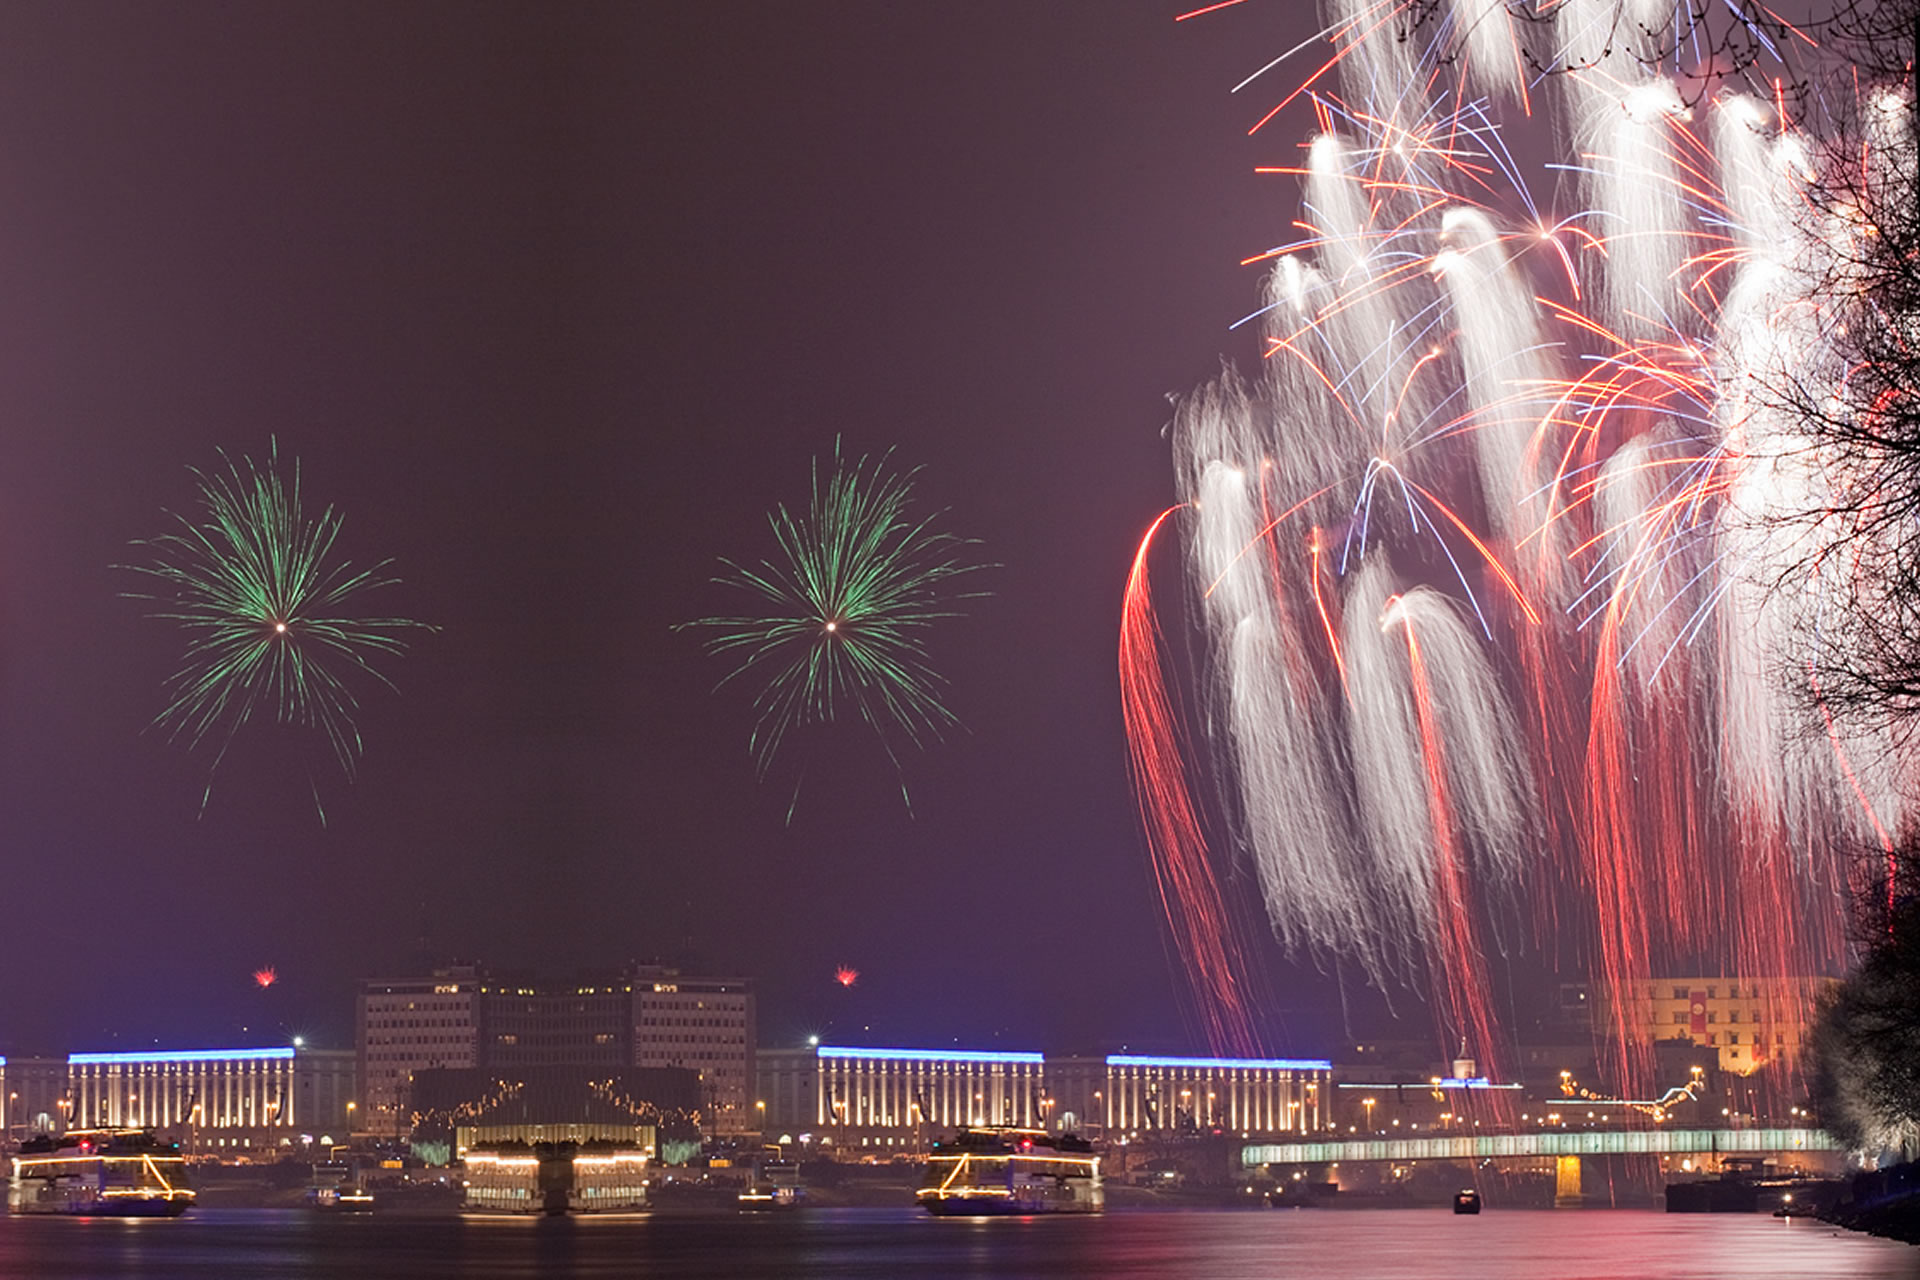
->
<box><xmin>1241</xmin><ymin>1127</ymin><xmax>1838</xmax><ymax>1166</ymax></box>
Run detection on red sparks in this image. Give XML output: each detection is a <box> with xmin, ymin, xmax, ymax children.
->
<box><xmin>1120</xmin><ymin>507</ymin><xmax>1263</xmax><ymax>1058</ymax></box>
<box><xmin>253</xmin><ymin>967</ymin><xmax>278</xmax><ymax>989</ymax></box>
<box><xmin>1174</xmin><ymin>0</ymin><xmax>1248</xmax><ymax>19</ymax></box>
<box><xmin>834</xmin><ymin>966</ymin><xmax>859</xmax><ymax>988</ymax></box>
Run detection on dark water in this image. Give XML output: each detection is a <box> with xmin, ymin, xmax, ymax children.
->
<box><xmin>0</xmin><ymin>1208</ymin><xmax>1911</xmax><ymax>1279</ymax></box>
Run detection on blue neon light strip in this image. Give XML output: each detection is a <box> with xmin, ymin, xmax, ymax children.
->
<box><xmin>1107</xmin><ymin>1054</ymin><xmax>1333</xmax><ymax>1071</ymax></box>
<box><xmin>69</xmin><ymin>1048</ymin><xmax>295</xmax><ymax>1066</ymax></box>
<box><xmin>818</xmin><ymin>1046</ymin><xmax>1043</xmax><ymax>1065</ymax></box>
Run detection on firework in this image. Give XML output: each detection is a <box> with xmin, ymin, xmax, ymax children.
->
<box><xmin>681</xmin><ymin>442</ymin><xmax>986</xmax><ymax>810</ymax></box>
<box><xmin>1133</xmin><ymin>0</ymin><xmax>1908</xmax><ymax>1088</ymax></box>
<box><xmin>834</xmin><ymin>966</ymin><xmax>859</xmax><ymax>988</ymax></box>
<box><xmin>253</xmin><ymin>967</ymin><xmax>278</xmax><ymax>989</ymax></box>
<box><xmin>122</xmin><ymin>442</ymin><xmax>431</xmax><ymax>813</ymax></box>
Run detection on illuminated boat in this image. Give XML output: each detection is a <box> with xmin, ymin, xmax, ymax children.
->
<box><xmin>308</xmin><ymin>1160</ymin><xmax>375</xmax><ymax>1212</ymax></box>
<box><xmin>8</xmin><ymin>1129</ymin><xmax>194</xmax><ymax>1217</ymax></box>
<box><xmin>917</xmin><ymin>1127</ymin><xmax>1102</xmax><ymax>1215</ymax></box>
<box><xmin>1453</xmin><ymin>1188</ymin><xmax>1482</xmax><ymax>1214</ymax></box>
<box><xmin>463</xmin><ymin>1140</ymin><xmax>648</xmax><ymax>1214</ymax></box>
<box><xmin>738</xmin><ymin>1158</ymin><xmax>805</xmax><ymax>1210</ymax></box>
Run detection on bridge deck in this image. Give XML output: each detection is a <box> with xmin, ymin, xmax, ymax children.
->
<box><xmin>1242</xmin><ymin>1127</ymin><xmax>1837</xmax><ymax>1166</ymax></box>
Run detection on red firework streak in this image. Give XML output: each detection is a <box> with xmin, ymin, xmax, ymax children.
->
<box><xmin>1121</xmin><ymin>507</ymin><xmax>1263</xmax><ymax>1058</ymax></box>
<box><xmin>834</xmin><ymin>966</ymin><xmax>859</xmax><ymax>988</ymax></box>
<box><xmin>253</xmin><ymin>967</ymin><xmax>278</xmax><ymax>989</ymax></box>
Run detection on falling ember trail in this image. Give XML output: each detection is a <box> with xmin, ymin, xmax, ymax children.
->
<box><xmin>1120</xmin><ymin>507</ymin><xmax>1263</xmax><ymax>1058</ymax></box>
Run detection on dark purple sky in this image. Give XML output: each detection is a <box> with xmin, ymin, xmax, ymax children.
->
<box><xmin>0</xmin><ymin>2</ymin><xmax>1333</xmax><ymax>1058</ymax></box>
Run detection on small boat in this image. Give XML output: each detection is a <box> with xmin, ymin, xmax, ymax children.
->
<box><xmin>738</xmin><ymin>1158</ymin><xmax>805</xmax><ymax>1210</ymax></box>
<box><xmin>917</xmin><ymin>1127</ymin><xmax>1102</xmax><ymax>1216</ymax></box>
<box><xmin>9</xmin><ymin>1129</ymin><xmax>194</xmax><ymax>1217</ymax></box>
<box><xmin>1453</xmin><ymin>1188</ymin><xmax>1482</xmax><ymax>1214</ymax></box>
<box><xmin>308</xmin><ymin>1160</ymin><xmax>375</xmax><ymax>1212</ymax></box>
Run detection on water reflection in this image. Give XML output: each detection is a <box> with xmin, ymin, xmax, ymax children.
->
<box><xmin>0</xmin><ymin>1207</ymin><xmax>1910</xmax><ymax>1279</ymax></box>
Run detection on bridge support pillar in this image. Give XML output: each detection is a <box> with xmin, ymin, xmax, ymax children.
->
<box><xmin>1553</xmin><ymin>1155</ymin><xmax>1583</xmax><ymax>1207</ymax></box>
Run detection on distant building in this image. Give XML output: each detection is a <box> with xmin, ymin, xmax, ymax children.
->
<box><xmin>483</xmin><ymin>974</ymin><xmax>633</xmax><ymax>1070</ymax></box>
<box><xmin>358</xmin><ymin>964</ymin><xmax>484</xmax><ymax>1137</ymax></box>
<box><xmin>1049</xmin><ymin>1054</ymin><xmax>1333</xmax><ymax>1138</ymax></box>
<box><xmin>756</xmin><ymin>1045</ymin><xmax>1333</xmax><ymax>1152</ymax></box>
<box><xmin>2</xmin><ymin>1056</ymin><xmax>70</xmax><ymax>1138</ymax></box>
<box><xmin>759</xmin><ymin>1045</ymin><xmax>1045</xmax><ymax>1152</ymax></box>
<box><xmin>408</xmin><ymin>1064</ymin><xmax>702</xmax><ymax>1160</ymax></box>
<box><xmin>357</xmin><ymin>962</ymin><xmax>756</xmax><ymax>1139</ymax></box>
<box><xmin>65</xmin><ymin>1046</ymin><xmax>355</xmax><ymax>1153</ymax></box>
<box><xmin>631</xmin><ymin>966</ymin><xmax>755</xmax><ymax>1136</ymax></box>
<box><xmin>1614</xmin><ymin>977</ymin><xmax>1835</xmax><ymax>1075</ymax></box>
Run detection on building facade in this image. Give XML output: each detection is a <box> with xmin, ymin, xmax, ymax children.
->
<box><xmin>1616</xmin><ymin>976</ymin><xmax>1835</xmax><ymax>1074</ymax></box>
<box><xmin>66</xmin><ymin>1046</ymin><xmax>355</xmax><ymax>1151</ymax></box>
<box><xmin>1</xmin><ymin>1057</ymin><xmax>70</xmax><ymax>1139</ymax></box>
<box><xmin>632</xmin><ymin>967</ymin><xmax>756</xmax><ymax>1136</ymax></box>
<box><xmin>757</xmin><ymin>1046</ymin><xmax>1333</xmax><ymax>1150</ymax></box>
<box><xmin>357</xmin><ymin>963</ymin><xmax>757</xmax><ymax>1138</ymax></box>
<box><xmin>1048</xmin><ymin>1055</ymin><xmax>1332</xmax><ymax>1137</ymax></box>
<box><xmin>358</xmin><ymin>965</ymin><xmax>484</xmax><ymax>1137</ymax></box>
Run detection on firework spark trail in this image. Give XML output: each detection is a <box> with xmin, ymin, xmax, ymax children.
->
<box><xmin>1121</xmin><ymin>508</ymin><xmax>1264</xmax><ymax>1057</ymax></box>
<box><xmin>122</xmin><ymin>442</ymin><xmax>429</xmax><ymax>815</ymax></box>
<box><xmin>1396</xmin><ymin>592</ymin><xmax>1512</xmax><ymax>1077</ymax></box>
<box><xmin>1137</xmin><ymin>0</ymin><xmax>1917</xmax><ymax>1090</ymax></box>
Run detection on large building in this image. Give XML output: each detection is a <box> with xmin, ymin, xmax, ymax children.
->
<box><xmin>357</xmin><ymin>963</ymin><xmax>756</xmax><ymax>1138</ymax></box>
<box><xmin>1</xmin><ymin>1057</ymin><xmax>70</xmax><ymax>1139</ymax></box>
<box><xmin>1049</xmin><ymin>1054</ymin><xmax>1332</xmax><ymax>1138</ymax></box>
<box><xmin>632</xmin><ymin>967</ymin><xmax>756</xmax><ymax>1136</ymax></box>
<box><xmin>757</xmin><ymin>1045</ymin><xmax>1334</xmax><ymax>1152</ymax></box>
<box><xmin>1614</xmin><ymin>976</ymin><xmax>1835</xmax><ymax>1074</ymax></box>
<box><xmin>65</xmin><ymin>1046</ymin><xmax>355</xmax><ymax>1152</ymax></box>
<box><xmin>358</xmin><ymin>965</ymin><xmax>485</xmax><ymax>1137</ymax></box>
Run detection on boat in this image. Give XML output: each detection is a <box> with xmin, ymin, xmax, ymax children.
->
<box><xmin>463</xmin><ymin>1140</ymin><xmax>649</xmax><ymax>1215</ymax></box>
<box><xmin>308</xmin><ymin>1159</ymin><xmax>375</xmax><ymax>1212</ymax></box>
<box><xmin>9</xmin><ymin>1128</ymin><xmax>194</xmax><ymax>1217</ymax></box>
<box><xmin>917</xmin><ymin>1127</ymin><xmax>1102</xmax><ymax>1216</ymax></box>
<box><xmin>737</xmin><ymin>1157</ymin><xmax>805</xmax><ymax>1210</ymax></box>
<box><xmin>1452</xmin><ymin>1188</ymin><xmax>1482</xmax><ymax>1214</ymax></box>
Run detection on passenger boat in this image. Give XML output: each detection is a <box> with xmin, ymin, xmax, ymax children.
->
<box><xmin>9</xmin><ymin>1129</ymin><xmax>194</xmax><ymax>1217</ymax></box>
<box><xmin>463</xmin><ymin>1140</ymin><xmax>649</xmax><ymax>1214</ymax></box>
<box><xmin>738</xmin><ymin>1158</ymin><xmax>805</xmax><ymax>1209</ymax></box>
<box><xmin>917</xmin><ymin>1127</ymin><xmax>1102</xmax><ymax>1215</ymax></box>
<box><xmin>308</xmin><ymin>1160</ymin><xmax>375</xmax><ymax>1212</ymax></box>
<box><xmin>1452</xmin><ymin>1187</ymin><xmax>1482</xmax><ymax>1214</ymax></box>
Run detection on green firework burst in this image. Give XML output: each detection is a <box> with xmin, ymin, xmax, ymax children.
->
<box><xmin>121</xmin><ymin>441</ymin><xmax>431</xmax><ymax>811</ymax></box>
<box><xmin>681</xmin><ymin>442</ymin><xmax>987</xmax><ymax>802</ymax></box>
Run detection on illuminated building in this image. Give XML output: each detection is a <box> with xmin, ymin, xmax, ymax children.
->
<box><xmin>358</xmin><ymin>962</ymin><xmax>756</xmax><ymax>1138</ymax></box>
<box><xmin>1616</xmin><ymin>977</ymin><xmax>1836</xmax><ymax>1075</ymax></box>
<box><xmin>631</xmin><ymin>966</ymin><xmax>756</xmax><ymax>1136</ymax></box>
<box><xmin>358</xmin><ymin>964</ymin><xmax>484</xmax><ymax>1137</ymax></box>
<box><xmin>65</xmin><ymin>1046</ymin><xmax>355</xmax><ymax>1152</ymax></box>
<box><xmin>3</xmin><ymin>1056</ymin><xmax>75</xmax><ymax>1138</ymax></box>
<box><xmin>1048</xmin><ymin>1055</ymin><xmax>1332</xmax><ymax>1137</ymax></box>
<box><xmin>756</xmin><ymin>1046</ymin><xmax>1333</xmax><ymax>1150</ymax></box>
<box><xmin>760</xmin><ymin>1046</ymin><xmax>1046</xmax><ymax>1148</ymax></box>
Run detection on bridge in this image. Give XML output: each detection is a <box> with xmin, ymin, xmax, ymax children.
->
<box><xmin>1242</xmin><ymin>1126</ymin><xmax>1839</xmax><ymax>1167</ymax></box>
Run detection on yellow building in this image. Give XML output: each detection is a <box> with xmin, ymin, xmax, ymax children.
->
<box><xmin>1619</xmin><ymin>977</ymin><xmax>1835</xmax><ymax>1074</ymax></box>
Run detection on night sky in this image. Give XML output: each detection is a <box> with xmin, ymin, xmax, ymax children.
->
<box><xmin>0</xmin><ymin>2</ymin><xmax>1334</xmax><ymax>1060</ymax></box>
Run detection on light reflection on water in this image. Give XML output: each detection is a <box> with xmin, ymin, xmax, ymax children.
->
<box><xmin>0</xmin><ymin>1207</ymin><xmax>1911</xmax><ymax>1279</ymax></box>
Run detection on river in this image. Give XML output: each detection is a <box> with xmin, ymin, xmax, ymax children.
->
<box><xmin>0</xmin><ymin>1206</ymin><xmax>1910</xmax><ymax>1278</ymax></box>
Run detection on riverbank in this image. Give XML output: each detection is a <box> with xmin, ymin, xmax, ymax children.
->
<box><xmin>1816</xmin><ymin>1160</ymin><xmax>1920</xmax><ymax>1245</ymax></box>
